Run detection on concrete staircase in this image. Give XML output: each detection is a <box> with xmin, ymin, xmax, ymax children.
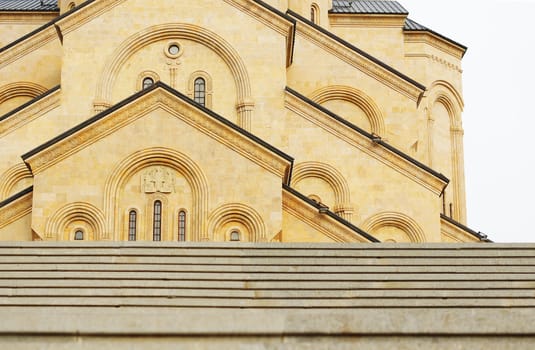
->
<box><xmin>0</xmin><ymin>242</ymin><xmax>534</xmax><ymax>307</ymax></box>
<box><xmin>0</xmin><ymin>242</ymin><xmax>534</xmax><ymax>349</ymax></box>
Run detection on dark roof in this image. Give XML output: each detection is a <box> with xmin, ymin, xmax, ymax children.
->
<box><xmin>22</xmin><ymin>82</ymin><xmax>294</xmax><ymax>180</ymax></box>
<box><xmin>286</xmin><ymin>9</ymin><xmax>426</xmax><ymax>92</ymax></box>
<box><xmin>0</xmin><ymin>186</ymin><xmax>33</xmax><ymax>208</ymax></box>
<box><xmin>441</xmin><ymin>214</ymin><xmax>492</xmax><ymax>242</ymax></box>
<box><xmin>404</xmin><ymin>18</ymin><xmax>467</xmax><ymax>52</ymax></box>
<box><xmin>283</xmin><ymin>184</ymin><xmax>380</xmax><ymax>243</ymax></box>
<box><xmin>285</xmin><ymin>86</ymin><xmax>449</xmax><ymax>185</ymax></box>
<box><xmin>0</xmin><ymin>0</ymin><xmax>58</xmax><ymax>11</ymax></box>
<box><xmin>331</xmin><ymin>0</ymin><xmax>407</xmax><ymax>14</ymax></box>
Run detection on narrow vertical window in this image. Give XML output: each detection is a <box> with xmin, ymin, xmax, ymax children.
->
<box><xmin>128</xmin><ymin>210</ymin><xmax>137</xmax><ymax>241</ymax></box>
<box><xmin>194</xmin><ymin>77</ymin><xmax>206</xmax><ymax>106</ymax></box>
<box><xmin>74</xmin><ymin>230</ymin><xmax>84</xmax><ymax>240</ymax></box>
<box><xmin>178</xmin><ymin>210</ymin><xmax>186</xmax><ymax>241</ymax></box>
<box><xmin>153</xmin><ymin>201</ymin><xmax>162</xmax><ymax>241</ymax></box>
<box><xmin>143</xmin><ymin>77</ymin><xmax>154</xmax><ymax>90</ymax></box>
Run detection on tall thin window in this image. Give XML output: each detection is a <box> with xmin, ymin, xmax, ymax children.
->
<box><xmin>143</xmin><ymin>77</ymin><xmax>154</xmax><ymax>90</ymax></box>
<box><xmin>74</xmin><ymin>230</ymin><xmax>84</xmax><ymax>240</ymax></box>
<box><xmin>128</xmin><ymin>210</ymin><xmax>137</xmax><ymax>241</ymax></box>
<box><xmin>153</xmin><ymin>201</ymin><xmax>162</xmax><ymax>241</ymax></box>
<box><xmin>194</xmin><ymin>77</ymin><xmax>206</xmax><ymax>106</ymax></box>
<box><xmin>178</xmin><ymin>211</ymin><xmax>186</xmax><ymax>241</ymax></box>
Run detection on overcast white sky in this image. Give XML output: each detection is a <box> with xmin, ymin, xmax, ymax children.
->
<box><xmin>400</xmin><ymin>0</ymin><xmax>535</xmax><ymax>242</ymax></box>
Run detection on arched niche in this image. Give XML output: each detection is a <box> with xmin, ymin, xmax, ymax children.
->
<box><xmin>292</xmin><ymin>161</ymin><xmax>353</xmax><ymax>221</ymax></box>
<box><xmin>362</xmin><ymin>212</ymin><xmax>426</xmax><ymax>243</ymax></box>
<box><xmin>0</xmin><ymin>82</ymin><xmax>48</xmax><ymax>116</ymax></box>
<box><xmin>94</xmin><ymin>23</ymin><xmax>254</xmax><ymax>130</ymax></box>
<box><xmin>103</xmin><ymin>147</ymin><xmax>209</xmax><ymax>241</ymax></box>
<box><xmin>0</xmin><ymin>163</ymin><xmax>33</xmax><ymax>200</ymax></box>
<box><xmin>208</xmin><ymin>203</ymin><xmax>266</xmax><ymax>242</ymax></box>
<box><xmin>309</xmin><ymin>85</ymin><xmax>386</xmax><ymax>136</ymax></box>
<box><xmin>426</xmin><ymin>80</ymin><xmax>466</xmax><ymax>222</ymax></box>
<box><xmin>45</xmin><ymin>202</ymin><xmax>106</xmax><ymax>241</ymax></box>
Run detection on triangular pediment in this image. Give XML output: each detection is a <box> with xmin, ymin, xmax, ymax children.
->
<box><xmin>22</xmin><ymin>82</ymin><xmax>293</xmax><ymax>182</ymax></box>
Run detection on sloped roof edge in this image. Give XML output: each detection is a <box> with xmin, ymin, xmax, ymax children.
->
<box><xmin>22</xmin><ymin>82</ymin><xmax>294</xmax><ymax>172</ymax></box>
<box><xmin>285</xmin><ymin>86</ymin><xmax>449</xmax><ymax>184</ymax></box>
<box><xmin>404</xmin><ymin>18</ymin><xmax>467</xmax><ymax>56</ymax></box>
<box><xmin>287</xmin><ymin>9</ymin><xmax>426</xmax><ymax>92</ymax></box>
<box><xmin>0</xmin><ymin>85</ymin><xmax>60</xmax><ymax>122</ymax></box>
<box><xmin>0</xmin><ymin>186</ymin><xmax>33</xmax><ymax>208</ymax></box>
<box><xmin>283</xmin><ymin>184</ymin><xmax>380</xmax><ymax>243</ymax></box>
<box><xmin>441</xmin><ymin>214</ymin><xmax>492</xmax><ymax>242</ymax></box>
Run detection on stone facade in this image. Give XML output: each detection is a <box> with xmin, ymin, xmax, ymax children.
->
<box><xmin>0</xmin><ymin>0</ymin><xmax>486</xmax><ymax>243</ymax></box>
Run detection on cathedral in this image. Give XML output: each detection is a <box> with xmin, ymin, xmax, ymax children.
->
<box><xmin>0</xmin><ymin>0</ymin><xmax>488</xmax><ymax>243</ymax></box>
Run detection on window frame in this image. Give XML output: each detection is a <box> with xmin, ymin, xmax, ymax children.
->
<box><xmin>153</xmin><ymin>200</ymin><xmax>162</xmax><ymax>241</ymax></box>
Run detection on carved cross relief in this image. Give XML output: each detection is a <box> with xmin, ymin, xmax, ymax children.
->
<box><xmin>142</xmin><ymin>166</ymin><xmax>175</xmax><ymax>193</ymax></box>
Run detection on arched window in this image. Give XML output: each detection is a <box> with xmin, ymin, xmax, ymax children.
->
<box><xmin>142</xmin><ymin>77</ymin><xmax>154</xmax><ymax>90</ymax></box>
<box><xmin>153</xmin><ymin>201</ymin><xmax>162</xmax><ymax>241</ymax></box>
<box><xmin>311</xmin><ymin>4</ymin><xmax>319</xmax><ymax>24</ymax></box>
<box><xmin>178</xmin><ymin>210</ymin><xmax>186</xmax><ymax>241</ymax></box>
<box><xmin>68</xmin><ymin>2</ymin><xmax>76</xmax><ymax>10</ymax></box>
<box><xmin>128</xmin><ymin>210</ymin><xmax>137</xmax><ymax>241</ymax></box>
<box><xmin>194</xmin><ymin>77</ymin><xmax>206</xmax><ymax>106</ymax></box>
<box><xmin>74</xmin><ymin>230</ymin><xmax>84</xmax><ymax>240</ymax></box>
<box><xmin>230</xmin><ymin>230</ymin><xmax>240</xmax><ymax>242</ymax></box>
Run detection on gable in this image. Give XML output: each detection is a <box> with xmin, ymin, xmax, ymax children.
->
<box><xmin>23</xmin><ymin>83</ymin><xmax>293</xmax><ymax>179</ymax></box>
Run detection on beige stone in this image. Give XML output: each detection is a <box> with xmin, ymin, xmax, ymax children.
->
<box><xmin>0</xmin><ymin>0</ymin><xmax>479</xmax><ymax>244</ymax></box>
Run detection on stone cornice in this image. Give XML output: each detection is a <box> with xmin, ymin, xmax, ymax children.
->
<box><xmin>329</xmin><ymin>13</ymin><xmax>406</xmax><ymax>28</ymax></box>
<box><xmin>0</xmin><ymin>24</ymin><xmax>58</xmax><ymax>69</ymax></box>
<box><xmin>23</xmin><ymin>85</ymin><xmax>292</xmax><ymax>181</ymax></box>
<box><xmin>0</xmin><ymin>187</ymin><xmax>32</xmax><ymax>229</ymax></box>
<box><xmin>0</xmin><ymin>87</ymin><xmax>60</xmax><ymax>137</ymax></box>
<box><xmin>223</xmin><ymin>0</ymin><xmax>295</xmax><ymax>67</ymax></box>
<box><xmin>404</xmin><ymin>31</ymin><xmax>465</xmax><ymax>60</ymax></box>
<box><xmin>0</xmin><ymin>12</ymin><xmax>57</xmax><ymax>23</ymax></box>
<box><xmin>282</xmin><ymin>188</ymin><xmax>370</xmax><ymax>243</ymax></box>
<box><xmin>224</xmin><ymin>0</ymin><xmax>294</xmax><ymax>36</ymax></box>
<box><xmin>285</xmin><ymin>91</ymin><xmax>447</xmax><ymax>195</ymax></box>
<box><xmin>405</xmin><ymin>53</ymin><xmax>462</xmax><ymax>73</ymax></box>
<box><xmin>440</xmin><ymin>215</ymin><xmax>488</xmax><ymax>243</ymax></box>
<box><xmin>289</xmin><ymin>11</ymin><xmax>424</xmax><ymax>102</ymax></box>
<box><xmin>55</xmin><ymin>0</ymin><xmax>127</xmax><ymax>36</ymax></box>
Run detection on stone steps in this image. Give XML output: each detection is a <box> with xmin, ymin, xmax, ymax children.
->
<box><xmin>0</xmin><ymin>242</ymin><xmax>534</xmax><ymax>308</ymax></box>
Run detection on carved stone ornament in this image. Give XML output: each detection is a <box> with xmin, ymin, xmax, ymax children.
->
<box><xmin>142</xmin><ymin>166</ymin><xmax>175</xmax><ymax>193</ymax></box>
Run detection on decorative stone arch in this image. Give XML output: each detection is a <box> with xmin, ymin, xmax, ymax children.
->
<box><xmin>362</xmin><ymin>211</ymin><xmax>426</xmax><ymax>243</ymax></box>
<box><xmin>94</xmin><ymin>23</ymin><xmax>254</xmax><ymax>130</ymax></box>
<box><xmin>103</xmin><ymin>147</ymin><xmax>209</xmax><ymax>241</ymax></box>
<box><xmin>309</xmin><ymin>85</ymin><xmax>386</xmax><ymax>136</ymax></box>
<box><xmin>425</xmin><ymin>80</ymin><xmax>466</xmax><ymax>223</ymax></box>
<box><xmin>136</xmin><ymin>70</ymin><xmax>160</xmax><ymax>91</ymax></box>
<box><xmin>0</xmin><ymin>82</ymin><xmax>48</xmax><ymax>105</ymax></box>
<box><xmin>292</xmin><ymin>161</ymin><xmax>353</xmax><ymax>221</ymax></box>
<box><xmin>207</xmin><ymin>203</ymin><xmax>267</xmax><ymax>242</ymax></box>
<box><xmin>426</xmin><ymin>80</ymin><xmax>464</xmax><ymax>128</ymax></box>
<box><xmin>45</xmin><ymin>202</ymin><xmax>106</xmax><ymax>240</ymax></box>
<box><xmin>0</xmin><ymin>163</ymin><xmax>32</xmax><ymax>200</ymax></box>
<box><xmin>310</xmin><ymin>2</ymin><xmax>320</xmax><ymax>24</ymax></box>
